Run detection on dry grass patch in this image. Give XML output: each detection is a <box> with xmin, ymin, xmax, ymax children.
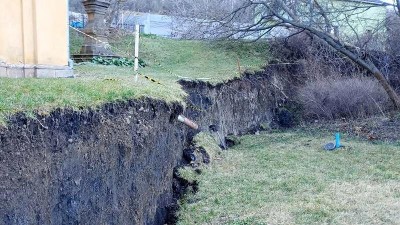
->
<box><xmin>324</xmin><ymin>181</ymin><xmax>400</xmax><ymax>224</ymax></box>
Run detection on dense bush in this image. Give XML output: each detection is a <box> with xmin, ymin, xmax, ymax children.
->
<box><xmin>297</xmin><ymin>77</ymin><xmax>390</xmax><ymax>119</ymax></box>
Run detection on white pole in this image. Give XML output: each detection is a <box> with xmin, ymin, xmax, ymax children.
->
<box><xmin>121</xmin><ymin>12</ymin><xmax>124</xmax><ymax>29</ymax></box>
<box><xmin>134</xmin><ymin>24</ymin><xmax>140</xmax><ymax>82</ymax></box>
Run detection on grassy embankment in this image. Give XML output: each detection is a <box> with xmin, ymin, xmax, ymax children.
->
<box><xmin>0</xmin><ymin>29</ymin><xmax>269</xmax><ymax>125</ymax></box>
<box><xmin>178</xmin><ymin>131</ymin><xmax>400</xmax><ymax>225</ymax></box>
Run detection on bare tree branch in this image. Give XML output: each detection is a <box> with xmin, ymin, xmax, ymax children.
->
<box><xmin>177</xmin><ymin>0</ymin><xmax>400</xmax><ymax>108</ymax></box>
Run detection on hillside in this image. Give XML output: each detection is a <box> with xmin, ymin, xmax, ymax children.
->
<box><xmin>0</xmin><ymin>30</ymin><xmax>269</xmax><ymax>125</ymax></box>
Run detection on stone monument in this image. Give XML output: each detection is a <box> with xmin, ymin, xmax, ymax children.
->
<box><xmin>73</xmin><ymin>0</ymin><xmax>118</xmax><ymax>62</ymax></box>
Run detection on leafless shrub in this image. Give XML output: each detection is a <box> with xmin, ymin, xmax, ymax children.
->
<box><xmin>270</xmin><ymin>34</ymin><xmax>367</xmax><ymax>78</ymax></box>
<box><xmin>267</xmin><ymin>34</ymin><xmax>397</xmax><ymax>121</ymax></box>
<box><xmin>297</xmin><ymin>77</ymin><xmax>390</xmax><ymax>120</ymax></box>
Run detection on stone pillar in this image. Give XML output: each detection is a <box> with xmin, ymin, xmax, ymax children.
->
<box><xmin>73</xmin><ymin>0</ymin><xmax>117</xmax><ymax>62</ymax></box>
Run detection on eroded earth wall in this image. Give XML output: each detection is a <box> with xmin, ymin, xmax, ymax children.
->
<box><xmin>0</xmin><ymin>73</ymin><xmax>276</xmax><ymax>225</ymax></box>
<box><xmin>1</xmin><ymin>99</ymin><xmax>186</xmax><ymax>225</ymax></box>
<box><xmin>182</xmin><ymin>73</ymin><xmax>275</xmax><ymax>145</ymax></box>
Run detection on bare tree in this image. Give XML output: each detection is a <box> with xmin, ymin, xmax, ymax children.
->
<box><xmin>69</xmin><ymin>0</ymin><xmax>86</xmax><ymax>13</ymax></box>
<box><xmin>386</xmin><ymin>8</ymin><xmax>400</xmax><ymax>57</ymax></box>
<box><xmin>183</xmin><ymin>0</ymin><xmax>400</xmax><ymax>108</ymax></box>
<box><xmin>105</xmin><ymin>0</ymin><xmax>178</xmax><ymax>26</ymax></box>
<box><xmin>168</xmin><ymin>0</ymin><xmax>256</xmax><ymax>39</ymax></box>
<box><xmin>106</xmin><ymin>0</ymin><xmax>177</xmax><ymax>16</ymax></box>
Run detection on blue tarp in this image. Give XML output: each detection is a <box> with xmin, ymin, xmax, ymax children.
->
<box><xmin>70</xmin><ymin>21</ymin><xmax>84</xmax><ymax>28</ymax></box>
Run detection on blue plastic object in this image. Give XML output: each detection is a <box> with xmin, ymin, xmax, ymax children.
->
<box><xmin>335</xmin><ymin>133</ymin><xmax>341</xmax><ymax>148</ymax></box>
<box><xmin>70</xmin><ymin>21</ymin><xmax>84</xmax><ymax>28</ymax></box>
<box><xmin>324</xmin><ymin>142</ymin><xmax>336</xmax><ymax>151</ymax></box>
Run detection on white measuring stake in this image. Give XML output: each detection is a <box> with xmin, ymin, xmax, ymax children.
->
<box><xmin>134</xmin><ymin>24</ymin><xmax>140</xmax><ymax>82</ymax></box>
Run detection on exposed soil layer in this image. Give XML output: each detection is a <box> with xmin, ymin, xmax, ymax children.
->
<box><xmin>0</xmin><ymin>99</ymin><xmax>186</xmax><ymax>225</ymax></box>
<box><xmin>181</xmin><ymin>72</ymin><xmax>279</xmax><ymax>147</ymax></box>
<box><xmin>0</xmin><ymin>71</ymin><xmax>277</xmax><ymax>224</ymax></box>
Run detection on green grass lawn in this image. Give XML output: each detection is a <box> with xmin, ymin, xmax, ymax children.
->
<box><xmin>177</xmin><ymin>131</ymin><xmax>400</xmax><ymax>225</ymax></box>
<box><xmin>73</xmin><ymin>32</ymin><xmax>269</xmax><ymax>83</ymax></box>
<box><xmin>0</xmin><ymin>29</ymin><xmax>269</xmax><ymax>125</ymax></box>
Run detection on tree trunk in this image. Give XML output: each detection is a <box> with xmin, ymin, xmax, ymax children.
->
<box><xmin>397</xmin><ymin>0</ymin><xmax>400</xmax><ymax>16</ymax></box>
<box><xmin>372</xmin><ymin>70</ymin><xmax>400</xmax><ymax>109</ymax></box>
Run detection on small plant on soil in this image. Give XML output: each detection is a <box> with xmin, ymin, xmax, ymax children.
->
<box><xmin>92</xmin><ymin>56</ymin><xmax>147</xmax><ymax>67</ymax></box>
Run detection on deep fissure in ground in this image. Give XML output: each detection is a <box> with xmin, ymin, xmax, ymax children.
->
<box><xmin>0</xmin><ymin>66</ymin><xmax>292</xmax><ymax>225</ymax></box>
